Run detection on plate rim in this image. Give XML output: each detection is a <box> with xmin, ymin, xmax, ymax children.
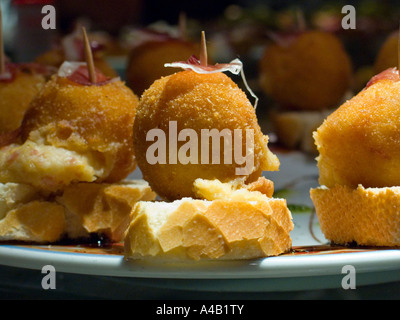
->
<box><xmin>0</xmin><ymin>244</ymin><xmax>399</xmax><ymax>280</ymax></box>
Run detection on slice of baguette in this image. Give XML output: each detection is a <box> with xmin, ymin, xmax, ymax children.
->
<box><xmin>124</xmin><ymin>178</ymin><xmax>293</xmax><ymax>261</ymax></box>
<box><xmin>0</xmin><ymin>179</ymin><xmax>156</xmax><ymax>243</ymax></box>
<box><xmin>0</xmin><ymin>183</ymin><xmax>40</xmax><ymax>219</ymax></box>
<box><xmin>0</xmin><ymin>182</ymin><xmax>65</xmax><ymax>242</ymax></box>
<box><xmin>310</xmin><ymin>185</ymin><xmax>400</xmax><ymax>246</ymax></box>
<box><xmin>57</xmin><ymin>180</ymin><xmax>156</xmax><ymax>241</ymax></box>
<box><xmin>0</xmin><ymin>200</ymin><xmax>66</xmax><ymax>243</ymax></box>
<box><xmin>272</xmin><ymin>110</ymin><xmax>332</xmax><ymax>153</ymax></box>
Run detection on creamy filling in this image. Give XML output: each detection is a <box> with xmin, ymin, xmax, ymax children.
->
<box><xmin>0</xmin><ymin>141</ymin><xmax>108</xmax><ymax>191</ymax></box>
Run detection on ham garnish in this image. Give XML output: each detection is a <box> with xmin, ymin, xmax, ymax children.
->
<box><xmin>62</xmin><ymin>29</ymin><xmax>105</xmax><ymax>61</ymax></box>
<box><xmin>0</xmin><ymin>64</ymin><xmax>17</xmax><ymax>82</ymax></box>
<box><xmin>165</xmin><ymin>55</ymin><xmax>242</xmax><ymax>74</ymax></box>
<box><xmin>365</xmin><ymin>67</ymin><xmax>400</xmax><ymax>89</ymax></box>
<box><xmin>0</xmin><ymin>63</ymin><xmax>56</xmax><ymax>83</ymax></box>
<box><xmin>266</xmin><ymin>31</ymin><xmax>302</xmax><ymax>48</ymax></box>
<box><xmin>123</xmin><ymin>28</ymin><xmax>177</xmax><ymax>50</ymax></box>
<box><xmin>57</xmin><ymin>61</ymin><xmax>116</xmax><ymax>85</ymax></box>
<box><xmin>17</xmin><ymin>63</ymin><xmax>56</xmax><ymax>77</ymax></box>
<box><xmin>165</xmin><ymin>55</ymin><xmax>259</xmax><ymax>109</ymax></box>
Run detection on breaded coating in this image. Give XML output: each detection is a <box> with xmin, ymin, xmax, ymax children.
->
<box><xmin>314</xmin><ymin>77</ymin><xmax>400</xmax><ymax>188</ymax></box>
<box><xmin>134</xmin><ymin>70</ymin><xmax>279</xmax><ymax>200</ymax></box>
<box><xmin>259</xmin><ymin>31</ymin><xmax>352</xmax><ymax>110</ymax></box>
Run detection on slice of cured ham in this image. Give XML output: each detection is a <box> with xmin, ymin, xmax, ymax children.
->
<box><xmin>58</xmin><ymin>61</ymin><xmax>117</xmax><ymax>85</ymax></box>
<box><xmin>365</xmin><ymin>67</ymin><xmax>400</xmax><ymax>89</ymax></box>
<box><xmin>165</xmin><ymin>55</ymin><xmax>258</xmax><ymax>108</ymax></box>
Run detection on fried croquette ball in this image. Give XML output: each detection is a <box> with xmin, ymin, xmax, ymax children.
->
<box><xmin>259</xmin><ymin>31</ymin><xmax>352</xmax><ymax>110</ymax></box>
<box><xmin>126</xmin><ymin>40</ymin><xmax>197</xmax><ymax>95</ymax></box>
<box><xmin>133</xmin><ymin>70</ymin><xmax>280</xmax><ymax>200</ymax></box>
<box><xmin>314</xmin><ymin>68</ymin><xmax>400</xmax><ymax>188</ymax></box>
<box><xmin>0</xmin><ymin>66</ymin><xmax>47</xmax><ymax>134</ymax></box>
<box><xmin>35</xmin><ymin>48</ymin><xmax>118</xmax><ymax>78</ymax></box>
<box><xmin>0</xmin><ymin>71</ymin><xmax>138</xmax><ymax>191</ymax></box>
<box><xmin>374</xmin><ymin>31</ymin><xmax>397</xmax><ymax>74</ymax></box>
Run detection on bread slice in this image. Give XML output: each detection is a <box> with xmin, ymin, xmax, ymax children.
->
<box><xmin>0</xmin><ymin>200</ymin><xmax>66</xmax><ymax>243</ymax></box>
<box><xmin>272</xmin><ymin>109</ymin><xmax>332</xmax><ymax>153</ymax></box>
<box><xmin>57</xmin><ymin>180</ymin><xmax>156</xmax><ymax>241</ymax></box>
<box><xmin>124</xmin><ymin>178</ymin><xmax>293</xmax><ymax>260</ymax></box>
<box><xmin>310</xmin><ymin>185</ymin><xmax>400</xmax><ymax>246</ymax></box>
<box><xmin>0</xmin><ymin>179</ymin><xmax>156</xmax><ymax>243</ymax></box>
<box><xmin>0</xmin><ymin>182</ymin><xmax>64</xmax><ymax>242</ymax></box>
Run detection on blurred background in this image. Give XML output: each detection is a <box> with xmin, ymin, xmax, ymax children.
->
<box><xmin>0</xmin><ymin>0</ymin><xmax>400</xmax><ymax>65</ymax></box>
<box><xmin>2</xmin><ymin>0</ymin><xmax>400</xmax><ymax>67</ymax></box>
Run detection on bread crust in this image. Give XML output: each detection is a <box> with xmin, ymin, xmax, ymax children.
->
<box><xmin>0</xmin><ymin>201</ymin><xmax>65</xmax><ymax>243</ymax></box>
<box><xmin>124</xmin><ymin>178</ymin><xmax>293</xmax><ymax>260</ymax></box>
<box><xmin>58</xmin><ymin>180</ymin><xmax>156</xmax><ymax>241</ymax></box>
<box><xmin>0</xmin><ymin>180</ymin><xmax>156</xmax><ymax>243</ymax></box>
<box><xmin>311</xmin><ymin>185</ymin><xmax>400</xmax><ymax>246</ymax></box>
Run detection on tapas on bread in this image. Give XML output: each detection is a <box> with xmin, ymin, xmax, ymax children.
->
<box><xmin>0</xmin><ymin>29</ymin><xmax>155</xmax><ymax>243</ymax></box>
<box><xmin>0</xmin><ymin>29</ymin><xmax>294</xmax><ymax>261</ymax></box>
<box><xmin>1</xmin><ymin>61</ymin><xmax>138</xmax><ymax>191</ymax></box>
<box><xmin>133</xmin><ymin>32</ymin><xmax>279</xmax><ymax>201</ymax></box>
<box><xmin>259</xmin><ymin>26</ymin><xmax>352</xmax><ymax>153</ymax></box>
<box><xmin>126</xmin><ymin>32</ymin><xmax>293</xmax><ymax>260</ymax></box>
<box><xmin>311</xmin><ymin>67</ymin><xmax>400</xmax><ymax>246</ymax></box>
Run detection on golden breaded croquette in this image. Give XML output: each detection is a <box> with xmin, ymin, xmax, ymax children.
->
<box><xmin>314</xmin><ymin>68</ymin><xmax>400</xmax><ymax>188</ymax></box>
<box><xmin>0</xmin><ymin>65</ymin><xmax>48</xmax><ymax>134</ymax></box>
<box><xmin>374</xmin><ymin>31</ymin><xmax>397</xmax><ymax>74</ymax></box>
<box><xmin>22</xmin><ymin>72</ymin><xmax>138</xmax><ymax>182</ymax></box>
<box><xmin>0</xmin><ymin>65</ymin><xmax>138</xmax><ymax>191</ymax></box>
<box><xmin>35</xmin><ymin>47</ymin><xmax>118</xmax><ymax>78</ymax></box>
<box><xmin>134</xmin><ymin>70</ymin><xmax>280</xmax><ymax>200</ymax></box>
<box><xmin>259</xmin><ymin>31</ymin><xmax>352</xmax><ymax>110</ymax></box>
<box><xmin>126</xmin><ymin>40</ymin><xmax>197</xmax><ymax>95</ymax></box>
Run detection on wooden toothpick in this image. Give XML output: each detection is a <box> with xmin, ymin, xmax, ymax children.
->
<box><xmin>82</xmin><ymin>27</ymin><xmax>96</xmax><ymax>83</ymax></box>
<box><xmin>179</xmin><ymin>12</ymin><xmax>187</xmax><ymax>41</ymax></box>
<box><xmin>200</xmin><ymin>31</ymin><xmax>208</xmax><ymax>66</ymax></box>
<box><xmin>295</xmin><ymin>7</ymin><xmax>306</xmax><ymax>32</ymax></box>
<box><xmin>0</xmin><ymin>5</ymin><xmax>5</xmax><ymax>75</ymax></box>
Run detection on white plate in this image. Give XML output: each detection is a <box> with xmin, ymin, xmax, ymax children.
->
<box><xmin>0</xmin><ymin>151</ymin><xmax>399</xmax><ymax>292</ymax></box>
